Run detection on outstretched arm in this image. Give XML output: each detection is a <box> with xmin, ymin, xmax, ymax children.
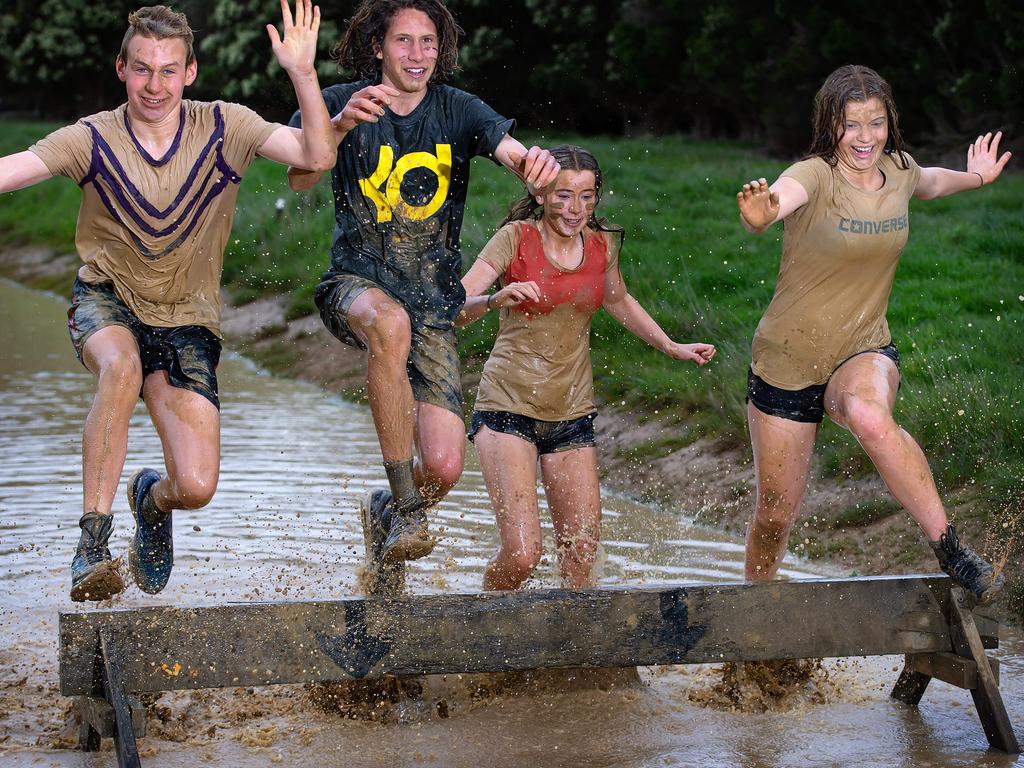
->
<box><xmin>602</xmin><ymin>265</ymin><xmax>715</xmax><ymax>365</ymax></box>
<box><xmin>256</xmin><ymin>0</ymin><xmax>336</xmax><ymax>172</ymax></box>
<box><xmin>915</xmin><ymin>131</ymin><xmax>1012</xmax><ymax>200</ymax></box>
<box><xmin>736</xmin><ymin>176</ymin><xmax>808</xmax><ymax>234</ymax></box>
<box><xmin>0</xmin><ymin>151</ymin><xmax>53</xmax><ymax>194</ymax></box>
<box><xmin>458</xmin><ymin>259</ymin><xmax>540</xmax><ymax>326</ymax></box>
<box><xmin>494</xmin><ymin>135</ymin><xmax>560</xmax><ymax>196</ymax></box>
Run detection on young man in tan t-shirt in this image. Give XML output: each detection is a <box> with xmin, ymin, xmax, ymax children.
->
<box><xmin>0</xmin><ymin>1</ymin><xmax>336</xmax><ymax>601</ymax></box>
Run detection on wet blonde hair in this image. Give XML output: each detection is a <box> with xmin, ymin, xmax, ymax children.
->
<box><xmin>118</xmin><ymin>6</ymin><xmax>195</xmax><ymax>66</ymax></box>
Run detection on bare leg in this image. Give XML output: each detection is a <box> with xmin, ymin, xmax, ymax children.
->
<box><xmin>824</xmin><ymin>353</ymin><xmax>947</xmax><ymax>540</ymax></box>
<box><xmin>80</xmin><ymin>326</ymin><xmax>143</xmax><ymax>515</ymax></box>
<box><xmin>346</xmin><ymin>289</ymin><xmax>416</xmax><ymax>464</ymax></box>
<box><xmin>744</xmin><ymin>403</ymin><xmax>818</xmax><ymax>581</ymax></box>
<box><xmin>540</xmin><ymin>447</ymin><xmax>602</xmax><ymax>588</ymax></box>
<box><xmin>475</xmin><ymin>427</ymin><xmax>543</xmax><ymax>590</ymax></box>
<box><xmin>142</xmin><ymin>372</ymin><xmax>220</xmax><ymax>514</ymax></box>
<box><xmin>413</xmin><ymin>402</ymin><xmax>465</xmax><ymax>503</ymax></box>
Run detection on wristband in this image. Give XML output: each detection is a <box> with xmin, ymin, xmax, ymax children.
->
<box><xmin>973</xmin><ymin>171</ymin><xmax>985</xmax><ymax>188</ymax></box>
<box><xmin>486</xmin><ymin>293</ymin><xmax>495</xmax><ymax>310</ymax></box>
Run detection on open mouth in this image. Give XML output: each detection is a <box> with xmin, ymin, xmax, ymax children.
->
<box><xmin>405</xmin><ymin>68</ymin><xmax>427</xmax><ymax>78</ymax></box>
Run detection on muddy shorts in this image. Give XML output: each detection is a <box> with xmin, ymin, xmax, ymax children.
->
<box><xmin>67</xmin><ymin>278</ymin><xmax>222</xmax><ymax>409</ymax></box>
<box><xmin>468</xmin><ymin>410</ymin><xmax>597</xmax><ymax>455</ymax></box>
<box><xmin>747</xmin><ymin>343</ymin><xmax>900</xmax><ymax>424</ymax></box>
<box><xmin>314</xmin><ymin>273</ymin><xmax>462</xmax><ymax>416</ymax></box>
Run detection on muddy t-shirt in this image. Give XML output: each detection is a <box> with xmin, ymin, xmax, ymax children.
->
<box><xmin>293</xmin><ymin>81</ymin><xmax>513</xmax><ymax>329</ymax></box>
<box><xmin>29</xmin><ymin>101</ymin><xmax>278</xmax><ymax>334</ymax></box>
<box><xmin>751</xmin><ymin>152</ymin><xmax>921</xmax><ymax>389</ymax></box>
<box><xmin>474</xmin><ymin>221</ymin><xmax>620</xmax><ymax>421</ymax></box>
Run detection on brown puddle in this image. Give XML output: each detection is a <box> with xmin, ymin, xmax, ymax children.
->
<box><xmin>0</xmin><ymin>278</ymin><xmax>1021</xmax><ymax>767</ymax></box>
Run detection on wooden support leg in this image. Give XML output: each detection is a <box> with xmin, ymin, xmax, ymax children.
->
<box><xmin>949</xmin><ymin>587</ymin><xmax>1020</xmax><ymax>754</ymax></box>
<box><xmin>891</xmin><ymin>657</ymin><xmax>931</xmax><ymax>706</ymax></box>
<box><xmin>100</xmin><ymin>626</ymin><xmax>144</xmax><ymax>768</ymax></box>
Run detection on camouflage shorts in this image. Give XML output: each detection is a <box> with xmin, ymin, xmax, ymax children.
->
<box><xmin>67</xmin><ymin>278</ymin><xmax>222</xmax><ymax>409</ymax></box>
<box><xmin>314</xmin><ymin>273</ymin><xmax>463</xmax><ymax>416</ymax></box>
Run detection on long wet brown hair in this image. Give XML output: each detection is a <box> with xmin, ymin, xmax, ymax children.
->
<box><xmin>500</xmin><ymin>144</ymin><xmax>624</xmax><ymax>243</ymax></box>
<box><xmin>332</xmin><ymin>0</ymin><xmax>462</xmax><ymax>82</ymax></box>
<box><xmin>805</xmin><ymin>65</ymin><xmax>909</xmax><ymax>170</ymax></box>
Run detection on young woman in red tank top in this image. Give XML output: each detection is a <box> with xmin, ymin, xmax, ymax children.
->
<box><xmin>458</xmin><ymin>145</ymin><xmax>716</xmax><ymax>590</ymax></box>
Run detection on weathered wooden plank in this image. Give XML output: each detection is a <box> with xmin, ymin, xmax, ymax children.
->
<box><xmin>76</xmin><ymin>695</ymin><xmax>146</xmax><ymax>742</ymax></box>
<box><xmin>905</xmin><ymin>652</ymin><xmax>1000</xmax><ymax>689</ymax></box>
<box><xmin>949</xmin><ymin>588</ymin><xmax>1020</xmax><ymax>753</ymax></box>
<box><xmin>890</xmin><ymin>665</ymin><xmax>931</xmax><ymax>705</ymax></box>
<box><xmin>60</xmin><ymin>575</ymin><xmax>961</xmax><ymax>696</ymax></box>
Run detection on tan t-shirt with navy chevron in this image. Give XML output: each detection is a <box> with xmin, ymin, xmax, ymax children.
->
<box><xmin>30</xmin><ymin>100</ymin><xmax>278</xmax><ymax>334</ymax></box>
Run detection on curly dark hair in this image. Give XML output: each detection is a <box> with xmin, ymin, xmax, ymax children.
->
<box><xmin>806</xmin><ymin>64</ymin><xmax>909</xmax><ymax>170</ymax></box>
<box><xmin>500</xmin><ymin>145</ymin><xmax>624</xmax><ymax>244</ymax></box>
<box><xmin>333</xmin><ymin>0</ymin><xmax>462</xmax><ymax>82</ymax></box>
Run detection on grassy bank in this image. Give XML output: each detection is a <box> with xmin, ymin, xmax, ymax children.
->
<box><xmin>2</xmin><ymin>121</ymin><xmax>1022</xmax><ymax>558</ymax></box>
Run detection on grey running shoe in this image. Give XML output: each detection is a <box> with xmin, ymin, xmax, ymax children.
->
<box><xmin>127</xmin><ymin>468</ymin><xmax>173</xmax><ymax>594</ymax></box>
<box><xmin>70</xmin><ymin>512</ymin><xmax>124</xmax><ymax>602</ymax></box>
<box><xmin>360</xmin><ymin>488</ymin><xmax>393</xmax><ymax>564</ymax></box>
<box><xmin>381</xmin><ymin>498</ymin><xmax>434</xmax><ymax>563</ymax></box>
<box><xmin>931</xmin><ymin>524</ymin><xmax>1004</xmax><ymax>604</ymax></box>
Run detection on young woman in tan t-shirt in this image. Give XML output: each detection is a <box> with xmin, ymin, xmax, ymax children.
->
<box><xmin>736</xmin><ymin>65</ymin><xmax>1011</xmax><ymax>602</ymax></box>
<box><xmin>459</xmin><ymin>145</ymin><xmax>715</xmax><ymax>590</ymax></box>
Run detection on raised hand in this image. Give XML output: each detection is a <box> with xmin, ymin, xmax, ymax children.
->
<box><xmin>267</xmin><ymin>0</ymin><xmax>320</xmax><ymax>77</ymax></box>
<box><xmin>665</xmin><ymin>341</ymin><xmax>716</xmax><ymax>366</ymax></box>
<box><xmin>967</xmin><ymin>131</ymin><xmax>1012</xmax><ymax>186</ymax></box>
<box><xmin>737</xmin><ymin>178</ymin><xmax>779</xmax><ymax>231</ymax></box>
<box><xmin>508</xmin><ymin>147</ymin><xmax>561</xmax><ymax>196</ymax></box>
<box><xmin>491</xmin><ymin>280</ymin><xmax>541</xmax><ymax>309</ymax></box>
<box><xmin>333</xmin><ymin>84</ymin><xmax>401</xmax><ymax>137</ymax></box>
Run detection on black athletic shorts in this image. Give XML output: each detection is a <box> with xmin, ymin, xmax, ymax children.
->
<box><xmin>469</xmin><ymin>410</ymin><xmax>597</xmax><ymax>455</ymax></box>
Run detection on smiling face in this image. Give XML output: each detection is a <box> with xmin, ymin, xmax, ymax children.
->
<box><xmin>376</xmin><ymin>8</ymin><xmax>438</xmax><ymax>95</ymax></box>
<box><xmin>116</xmin><ymin>35</ymin><xmax>196</xmax><ymax>125</ymax></box>
<box><xmin>836</xmin><ymin>97</ymin><xmax>888</xmax><ymax>174</ymax></box>
<box><xmin>537</xmin><ymin>169</ymin><xmax>598</xmax><ymax>239</ymax></box>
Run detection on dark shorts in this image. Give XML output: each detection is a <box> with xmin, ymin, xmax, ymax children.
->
<box><xmin>468</xmin><ymin>410</ymin><xmax>597</xmax><ymax>456</ymax></box>
<box><xmin>315</xmin><ymin>273</ymin><xmax>462</xmax><ymax>416</ymax></box>
<box><xmin>67</xmin><ymin>278</ymin><xmax>222</xmax><ymax>409</ymax></box>
<box><xmin>747</xmin><ymin>343</ymin><xmax>901</xmax><ymax>424</ymax></box>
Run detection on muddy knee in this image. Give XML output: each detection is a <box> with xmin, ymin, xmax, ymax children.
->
<box><xmin>842</xmin><ymin>397</ymin><xmax>895</xmax><ymax>444</ymax></box>
<box><xmin>362</xmin><ymin>304</ymin><xmax>412</xmax><ymax>360</ymax></box>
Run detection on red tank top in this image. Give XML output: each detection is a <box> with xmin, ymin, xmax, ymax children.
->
<box><xmin>504</xmin><ymin>223</ymin><xmax>608</xmax><ymax>319</ymax></box>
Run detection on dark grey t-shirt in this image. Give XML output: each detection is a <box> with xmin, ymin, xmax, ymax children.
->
<box><xmin>292</xmin><ymin>81</ymin><xmax>514</xmax><ymax>327</ymax></box>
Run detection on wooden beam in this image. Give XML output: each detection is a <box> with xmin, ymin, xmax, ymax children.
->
<box><xmin>100</xmin><ymin>627</ymin><xmax>142</xmax><ymax>768</ymax></box>
<box><xmin>904</xmin><ymin>651</ymin><xmax>1000</xmax><ymax>689</ymax></box>
<box><xmin>61</xmin><ymin>575</ymin><xmax>964</xmax><ymax>696</ymax></box>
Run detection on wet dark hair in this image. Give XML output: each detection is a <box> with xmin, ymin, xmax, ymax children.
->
<box><xmin>501</xmin><ymin>144</ymin><xmax>624</xmax><ymax>243</ymax></box>
<box><xmin>806</xmin><ymin>64</ymin><xmax>909</xmax><ymax>170</ymax></box>
<box><xmin>332</xmin><ymin>0</ymin><xmax>461</xmax><ymax>82</ymax></box>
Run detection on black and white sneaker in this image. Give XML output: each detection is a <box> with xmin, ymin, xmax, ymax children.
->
<box><xmin>931</xmin><ymin>524</ymin><xmax>1004</xmax><ymax>604</ymax></box>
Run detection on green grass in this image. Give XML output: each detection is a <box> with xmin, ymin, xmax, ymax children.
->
<box><xmin>3</xmin><ymin>122</ymin><xmax>1022</xmax><ymax>523</ymax></box>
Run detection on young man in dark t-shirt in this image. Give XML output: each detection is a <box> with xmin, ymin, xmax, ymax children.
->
<box><xmin>289</xmin><ymin>0</ymin><xmax>559</xmax><ymax>565</ymax></box>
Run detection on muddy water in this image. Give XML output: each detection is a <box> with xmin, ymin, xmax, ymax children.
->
<box><xmin>0</xmin><ymin>278</ymin><xmax>1019</xmax><ymax>767</ymax></box>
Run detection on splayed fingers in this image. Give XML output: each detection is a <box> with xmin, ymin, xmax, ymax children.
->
<box><xmin>737</xmin><ymin>177</ymin><xmax>780</xmax><ymax>229</ymax></box>
<box><xmin>967</xmin><ymin>130</ymin><xmax>1012</xmax><ymax>185</ymax></box>
<box><xmin>267</xmin><ymin>0</ymin><xmax>321</xmax><ymax>75</ymax></box>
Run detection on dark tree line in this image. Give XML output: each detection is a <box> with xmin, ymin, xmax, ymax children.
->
<box><xmin>2</xmin><ymin>0</ymin><xmax>1020</xmax><ymax>157</ymax></box>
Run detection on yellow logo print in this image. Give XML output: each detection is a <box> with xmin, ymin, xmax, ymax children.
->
<box><xmin>358</xmin><ymin>144</ymin><xmax>452</xmax><ymax>223</ymax></box>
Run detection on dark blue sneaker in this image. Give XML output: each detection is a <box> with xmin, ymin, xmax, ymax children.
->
<box><xmin>931</xmin><ymin>524</ymin><xmax>1004</xmax><ymax>605</ymax></box>
<box><xmin>127</xmin><ymin>468</ymin><xmax>173</xmax><ymax>594</ymax></box>
<box><xmin>70</xmin><ymin>512</ymin><xmax>124</xmax><ymax>602</ymax></box>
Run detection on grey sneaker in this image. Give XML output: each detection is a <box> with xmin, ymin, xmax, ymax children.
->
<box><xmin>381</xmin><ymin>498</ymin><xmax>434</xmax><ymax>563</ymax></box>
<box><xmin>931</xmin><ymin>525</ymin><xmax>1004</xmax><ymax>604</ymax></box>
<box><xmin>70</xmin><ymin>512</ymin><xmax>124</xmax><ymax>602</ymax></box>
<box><xmin>360</xmin><ymin>488</ymin><xmax>392</xmax><ymax>564</ymax></box>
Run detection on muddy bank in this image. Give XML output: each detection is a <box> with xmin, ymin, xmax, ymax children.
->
<box><xmin>1</xmin><ymin>245</ymin><xmax>1018</xmax><ymax>622</ymax></box>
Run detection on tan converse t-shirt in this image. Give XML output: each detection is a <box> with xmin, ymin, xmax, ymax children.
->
<box><xmin>473</xmin><ymin>220</ymin><xmax>620</xmax><ymax>421</ymax></box>
<box><xmin>30</xmin><ymin>100</ymin><xmax>279</xmax><ymax>334</ymax></box>
<box><xmin>751</xmin><ymin>152</ymin><xmax>921</xmax><ymax>389</ymax></box>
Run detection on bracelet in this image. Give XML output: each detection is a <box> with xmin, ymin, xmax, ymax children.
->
<box><xmin>973</xmin><ymin>171</ymin><xmax>985</xmax><ymax>188</ymax></box>
<box><xmin>486</xmin><ymin>293</ymin><xmax>494</xmax><ymax>310</ymax></box>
